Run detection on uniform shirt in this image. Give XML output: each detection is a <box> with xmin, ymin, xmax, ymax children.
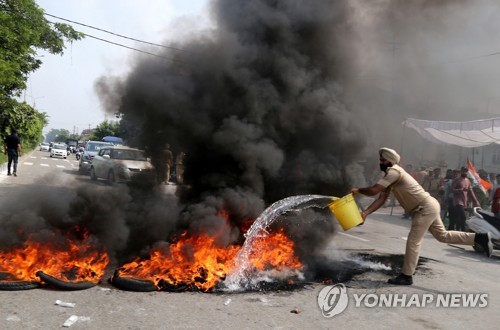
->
<box><xmin>377</xmin><ymin>164</ymin><xmax>430</xmax><ymax>212</ymax></box>
<box><xmin>4</xmin><ymin>133</ymin><xmax>20</xmax><ymax>149</ymax></box>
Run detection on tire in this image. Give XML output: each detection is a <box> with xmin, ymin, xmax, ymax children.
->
<box><xmin>36</xmin><ymin>271</ymin><xmax>96</xmax><ymax>290</ymax></box>
<box><xmin>109</xmin><ymin>270</ymin><xmax>157</xmax><ymax>292</ymax></box>
<box><xmin>108</xmin><ymin>170</ymin><xmax>115</xmax><ymax>184</ymax></box>
<box><xmin>90</xmin><ymin>167</ymin><xmax>97</xmax><ymax>181</ymax></box>
<box><xmin>0</xmin><ymin>280</ymin><xmax>41</xmax><ymax>290</ymax></box>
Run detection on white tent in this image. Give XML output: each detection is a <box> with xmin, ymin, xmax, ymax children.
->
<box><xmin>403</xmin><ymin>117</ymin><xmax>500</xmax><ymax>148</ymax></box>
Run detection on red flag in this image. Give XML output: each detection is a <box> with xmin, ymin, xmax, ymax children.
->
<box><xmin>467</xmin><ymin>159</ymin><xmax>492</xmax><ymax>195</ymax></box>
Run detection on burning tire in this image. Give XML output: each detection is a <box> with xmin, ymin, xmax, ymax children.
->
<box><xmin>0</xmin><ymin>280</ymin><xmax>41</xmax><ymax>290</ymax></box>
<box><xmin>0</xmin><ymin>272</ymin><xmax>41</xmax><ymax>290</ymax></box>
<box><xmin>36</xmin><ymin>271</ymin><xmax>96</xmax><ymax>290</ymax></box>
<box><xmin>109</xmin><ymin>270</ymin><xmax>158</xmax><ymax>292</ymax></box>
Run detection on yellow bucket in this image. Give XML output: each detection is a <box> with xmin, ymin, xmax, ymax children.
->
<box><xmin>328</xmin><ymin>193</ymin><xmax>363</xmax><ymax>231</ymax></box>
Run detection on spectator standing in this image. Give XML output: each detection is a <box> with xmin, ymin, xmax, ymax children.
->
<box><xmin>444</xmin><ymin>169</ymin><xmax>459</xmax><ymax>230</ymax></box>
<box><xmin>175</xmin><ymin>151</ymin><xmax>186</xmax><ymax>185</ymax></box>
<box><xmin>450</xmin><ymin>166</ymin><xmax>481</xmax><ymax>231</ymax></box>
<box><xmin>159</xmin><ymin>144</ymin><xmax>173</xmax><ymax>184</ymax></box>
<box><xmin>3</xmin><ymin>129</ymin><xmax>22</xmax><ymax>176</ymax></box>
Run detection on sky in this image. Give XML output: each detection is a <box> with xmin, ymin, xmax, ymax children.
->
<box><xmin>25</xmin><ymin>0</ymin><xmax>500</xmax><ymax>170</ymax></box>
<box><xmin>28</xmin><ymin>0</ymin><xmax>211</xmax><ymax>135</ymax></box>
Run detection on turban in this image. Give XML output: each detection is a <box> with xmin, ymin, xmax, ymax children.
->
<box><xmin>379</xmin><ymin>147</ymin><xmax>400</xmax><ymax>164</ymax></box>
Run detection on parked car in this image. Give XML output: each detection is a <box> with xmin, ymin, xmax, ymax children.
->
<box><xmin>39</xmin><ymin>142</ymin><xmax>50</xmax><ymax>151</ymax></box>
<box><xmin>78</xmin><ymin>141</ymin><xmax>113</xmax><ymax>173</ymax></box>
<box><xmin>90</xmin><ymin>146</ymin><xmax>154</xmax><ymax>183</ymax></box>
<box><xmin>50</xmin><ymin>144</ymin><xmax>68</xmax><ymax>159</ymax></box>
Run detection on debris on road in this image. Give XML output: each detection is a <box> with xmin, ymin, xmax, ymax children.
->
<box><xmin>55</xmin><ymin>300</ymin><xmax>76</xmax><ymax>308</ymax></box>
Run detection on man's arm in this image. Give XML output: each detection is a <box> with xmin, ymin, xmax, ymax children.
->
<box><xmin>17</xmin><ymin>142</ymin><xmax>22</xmax><ymax>156</ymax></box>
<box><xmin>352</xmin><ymin>184</ymin><xmax>389</xmax><ymax>219</ymax></box>
<box><xmin>467</xmin><ymin>185</ymin><xmax>481</xmax><ymax>207</ymax></box>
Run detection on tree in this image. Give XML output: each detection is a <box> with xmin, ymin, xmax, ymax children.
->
<box><xmin>89</xmin><ymin>120</ymin><xmax>121</xmax><ymax>141</ymax></box>
<box><xmin>0</xmin><ymin>0</ymin><xmax>83</xmax><ymax>101</ymax></box>
<box><xmin>0</xmin><ymin>0</ymin><xmax>83</xmax><ymax>143</ymax></box>
<box><xmin>45</xmin><ymin>128</ymin><xmax>70</xmax><ymax>143</ymax></box>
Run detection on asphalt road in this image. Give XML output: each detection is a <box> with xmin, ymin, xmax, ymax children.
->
<box><xmin>1</xmin><ymin>151</ymin><xmax>499</xmax><ymax>329</ymax></box>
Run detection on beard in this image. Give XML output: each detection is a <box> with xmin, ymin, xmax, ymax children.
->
<box><xmin>380</xmin><ymin>163</ymin><xmax>391</xmax><ymax>172</ymax></box>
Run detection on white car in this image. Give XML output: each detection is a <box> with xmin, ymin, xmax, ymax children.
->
<box><xmin>39</xmin><ymin>142</ymin><xmax>50</xmax><ymax>151</ymax></box>
<box><xmin>90</xmin><ymin>146</ymin><xmax>154</xmax><ymax>183</ymax></box>
<box><xmin>50</xmin><ymin>144</ymin><xmax>67</xmax><ymax>158</ymax></box>
<box><xmin>78</xmin><ymin>141</ymin><xmax>113</xmax><ymax>173</ymax></box>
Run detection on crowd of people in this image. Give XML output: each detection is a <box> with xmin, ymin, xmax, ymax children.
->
<box><xmin>401</xmin><ymin>163</ymin><xmax>500</xmax><ymax>228</ymax></box>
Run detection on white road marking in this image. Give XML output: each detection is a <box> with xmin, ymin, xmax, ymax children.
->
<box><xmin>40</xmin><ymin>164</ymin><xmax>49</xmax><ymax>167</ymax></box>
<box><xmin>24</xmin><ymin>162</ymin><xmax>33</xmax><ymax>165</ymax></box>
<box><xmin>56</xmin><ymin>165</ymin><xmax>65</xmax><ymax>168</ymax></box>
<box><xmin>30</xmin><ymin>156</ymin><xmax>36</xmax><ymax>159</ymax></box>
<box><xmin>338</xmin><ymin>232</ymin><xmax>370</xmax><ymax>242</ymax></box>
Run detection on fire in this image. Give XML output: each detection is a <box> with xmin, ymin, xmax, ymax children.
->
<box><xmin>117</xmin><ymin>228</ymin><xmax>303</xmax><ymax>291</ymax></box>
<box><xmin>118</xmin><ymin>233</ymin><xmax>240</xmax><ymax>292</ymax></box>
<box><xmin>0</xmin><ymin>228</ymin><xmax>109</xmax><ymax>283</ymax></box>
<box><xmin>249</xmin><ymin>229</ymin><xmax>303</xmax><ymax>271</ymax></box>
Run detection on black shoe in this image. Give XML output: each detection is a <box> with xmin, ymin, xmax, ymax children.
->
<box><xmin>7</xmin><ymin>172</ymin><xmax>11</xmax><ymax>176</ymax></box>
<box><xmin>388</xmin><ymin>274</ymin><xmax>413</xmax><ymax>285</ymax></box>
<box><xmin>474</xmin><ymin>232</ymin><xmax>493</xmax><ymax>258</ymax></box>
<box><xmin>13</xmin><ymin>172</ymin><xmax>17</xmax><ymax>177</ymax></box>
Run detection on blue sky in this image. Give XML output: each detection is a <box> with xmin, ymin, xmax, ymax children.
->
<box><xmin>28</xmin><ymin>0</ymin><xmax>210</xmax><ymax>134</ymax></box>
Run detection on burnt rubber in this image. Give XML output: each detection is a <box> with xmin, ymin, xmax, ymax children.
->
<box><xmin>0</xmin><ymin>272</ymin><xmax>41</xmax><ymax>290</ymax></box>
<box><xmin>109</xmin><ymin>270</ymin><xmax>157</xmax><ymax>292</ymax></box>
<box><xmin>36</xmin><ymin>271</ymin><xmax>96</xmax><ymax>290</ymax></box>
<box><xmin>0</xmin><ymin>280</ymin><xmax>41</xmax><ymax>290</ymax></box>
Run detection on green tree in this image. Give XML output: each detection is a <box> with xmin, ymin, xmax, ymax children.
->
<box><xmin>1</xmin><ymin>0</ymin><xmax>83</xmax><ymax>145</ymax></box>
<box><xmin>89</xmin><ymin>120</ymin><xmax>121</xmax><ymax>141</ymax></box>
<box><xmin>0</xmin><ymin>0</ymin><xmax>83</xmax><ymax>101</ymax></box>
<box><xmin>45</xmin><ymin>128</ymin><xmax>70</xmax><ymax>143</ymax></box>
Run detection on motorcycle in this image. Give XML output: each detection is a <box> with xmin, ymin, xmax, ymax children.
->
<box><xmin>466</xmin><ymin>207</ymin><xmax>500</xmax><ymax>252</ymax></box>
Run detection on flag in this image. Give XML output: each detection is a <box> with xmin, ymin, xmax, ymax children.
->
<box><xmin>467</xmin><ymin>159</ymin><xmax>492</xmax><ymax>195</ymax></box>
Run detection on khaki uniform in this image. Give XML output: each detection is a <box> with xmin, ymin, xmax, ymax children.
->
<box><xmin>378</xmin><ymin>164</ymin><xmax>475</xmax><ymax>276</ymax></box>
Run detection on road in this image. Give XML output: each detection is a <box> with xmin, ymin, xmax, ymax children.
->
<box><xmin>1</xmin><ymin>151</ymin><xmax>499</xmax><ymax>329</ymax></box>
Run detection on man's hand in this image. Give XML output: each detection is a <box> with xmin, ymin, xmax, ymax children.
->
<box><xmin>351</xmin><ymin>188</ymin><xmax>360</xmax><ymax>195</ymax></box>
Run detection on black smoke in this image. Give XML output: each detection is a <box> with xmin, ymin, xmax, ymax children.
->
<box><xmin>93</xmin><ymin>0</ymin><xmax>370</xmax><ymax>266</ymax></box>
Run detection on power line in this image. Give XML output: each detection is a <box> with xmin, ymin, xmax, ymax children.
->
<box><xmin>45</xmin><ymin>20</ymin><xmax>186</xmax><ymax>64</ymax></box>
<box><xmin>82</xmin><ymin>32</ymin><xmax>185</xmax><ymax>63</ymax></box>
<box><xmin>44</xmin><ymin>12</ymin><xmax>190</xmax><ymax>54</ymax></box>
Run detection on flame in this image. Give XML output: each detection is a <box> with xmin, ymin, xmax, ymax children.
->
<box><xmin>248</xmin><ymin>229</ymin><xmax>303</xmax><ymax>271</ymax></box>
<box><xmin>0</xmin><ymin>229</ymin><xmax>109</xmax><ymax>283</ymax></box>
<box><xmin>117</xmin><ymin>228</ymin><xmax>303</xmax><ymax>291</ymax></box>
<box><xmin>118</xmin><ymin>233</ymin><xmax>240</xmax><ymax>292</ymax></box>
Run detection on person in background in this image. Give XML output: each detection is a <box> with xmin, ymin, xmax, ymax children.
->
<box><xmin>444</xmin><ymin>169</ymin><xmax>460</xmax><ymax>230</ymax></box>
<box><xmin>159</xmin><ymin>144</ymin><xmax>173</xmax><ymax>184</ymax></box>
<box><xmin>450</xmin><ymin>166</ymin><xmax>481</xmax><ymax>232</ymax></box>
<box><xmin>175</xmin><ymin>151</ymin><xmax>186</xmax><ymax>185</ymax></box>
<box><xmin>351</xmin><ymin>147</ymin><xmax>492</xmax><ymax>286</ymax></box>
<box><xmin>492</xmin><ymin>186</ymin><xmax>500</xmax><ymax>219</ymax></box>
<box><xmin>489</xmin><ymin>173</ymin><xmax>500</xmax><ymax>207</ymax></box>
<box><xmin>3</xmin><ymin>128</ymin><xmax>22</xmax><ymax>176</ymax></box>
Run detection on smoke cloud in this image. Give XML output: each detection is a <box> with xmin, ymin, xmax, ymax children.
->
<box><xmin>4</xmin><ymin>0</ymin><xmax>495</xmax><ymax>274</ymax></box>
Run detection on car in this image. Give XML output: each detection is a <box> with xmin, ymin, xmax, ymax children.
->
<box><xmin>39</xmin><ymin>142</ymin><xmax>50</xmax><ymax>151</ymax></box>
<box><xmin>50</xmin><ymin>144</ymin><xmax>68</xmax><ymax>159</ymax></box>
<box><xmin>90</xmin><ymin>146</ymin><xmax>154</xmax><ymax>183</ymax></box>
<box><xmin>78</xmin><ymin>141</ymin><xmax>113</xmax><ymax>173</ymax></box>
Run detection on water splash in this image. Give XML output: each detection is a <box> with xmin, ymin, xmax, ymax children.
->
<box><xmin>222</xmin><ymin>194</ymin><xmax>335</xmax><ymax>291</ymax></box>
